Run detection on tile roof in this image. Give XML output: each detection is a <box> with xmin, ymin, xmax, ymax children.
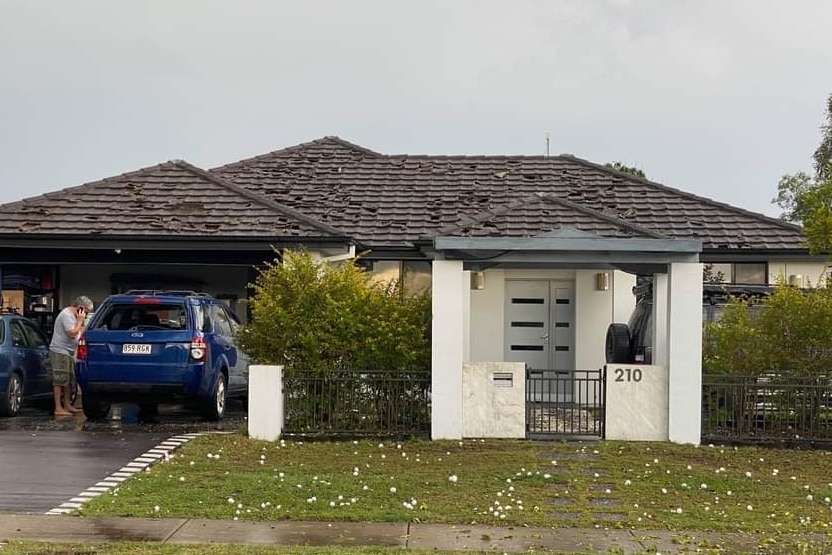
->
<box><xmin>212</xmin><ymin>136</ymin><xmax>806</xmax><ymax>251</ymax></box>
<box><xmin>0</xmin><ymin>160</ymin><xmax>340</xmax><ymax>239</ymax></box>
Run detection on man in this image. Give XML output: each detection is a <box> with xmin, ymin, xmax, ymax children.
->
<box><xmin>50</xmin><ymin>295</ymin><xmax>94</xmax><ymax>417</ymax></box>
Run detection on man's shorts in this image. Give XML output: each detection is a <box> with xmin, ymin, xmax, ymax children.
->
<box><xmin>50</xmin><ymin>351</ymin><xmax>76</xmax><ymax>388</ymax></box>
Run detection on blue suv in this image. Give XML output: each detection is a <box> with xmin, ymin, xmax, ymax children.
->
<box><xmin>76</xmin><ymin>291</ymin><xmax>249</xmax><ymax>421</ymax></box>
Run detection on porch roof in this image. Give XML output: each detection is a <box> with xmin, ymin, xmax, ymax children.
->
<box><xmin>432</xmin><ymin>227</ymin><xmax>701</xmax><ymax>273</ymax></box>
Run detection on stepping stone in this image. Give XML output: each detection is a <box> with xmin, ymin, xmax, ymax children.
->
<box><xmin>591</xmin><ymin>513</ymin><xmax>628</xmax><ymax>522</ymax></box>
<box><xmin>581</xmin><ymin>468</ymin><xmax>602</xmax><ymax>475</ymax></box>
<box><xmin>551</xmin><ymin>498</ymin><xmax>575</xmax><ymax>506</ymax></box>
<box><xmin>537</xmin><ymin>452</ymin><xmax>600</xmax><ymax>461</ymax></box>
<box><xmin>589</xmin><ymin>498</ymin><xmax>623</xmax><ymax>507</ymax></box>
<box><xmin>589</xmin><ymin>483</ymin><xmax>615</xmax><ymax>492</ymax></box>
<box><xmin>548</xmin><ymin>512</ymin><xmax>581</xmax><ymax>520</ymax></box>
<box><xmin>543</xmin><ymin>466</ymin><xmax>569</xmax><ymax>474</ymax></box>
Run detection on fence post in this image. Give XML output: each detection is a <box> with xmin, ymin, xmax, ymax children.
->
<box><xmin>248</xmin><ymin>364</ymin><xmax>284</xmax><ymax>441</ymax></box>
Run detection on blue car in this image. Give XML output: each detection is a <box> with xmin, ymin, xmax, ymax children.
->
<box><xmin>76</xmin><ymin>291</ymin><xmax>249</xmax><ymax>421</ymax></box>
<box><xmin>0</xmin><ymin>313</ymin><xmax>54</xmax><ymax>417</ymax></box>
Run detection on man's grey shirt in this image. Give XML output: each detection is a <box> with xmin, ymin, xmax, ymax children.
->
<box><xmin>50</xmin><ymin>307</ymin><xmax>80</xmax><ymax>356</ymax></box>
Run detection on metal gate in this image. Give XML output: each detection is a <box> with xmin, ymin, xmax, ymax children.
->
<box><xmin>526</xmin><ymin>367</ymin><xmax>606</xmax><ymax>439</ymax></box>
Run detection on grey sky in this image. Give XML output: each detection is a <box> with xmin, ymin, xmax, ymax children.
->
<box><xmin>1</xmin><ymin>1</ymin><xmax>831</xmax><ymax>217</ymax></box>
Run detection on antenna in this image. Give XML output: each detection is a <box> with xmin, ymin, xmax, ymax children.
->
<box><xmin>545</xmin><ymin>132</ymin><xmax>550</xmax><ymax>157</ymax></box>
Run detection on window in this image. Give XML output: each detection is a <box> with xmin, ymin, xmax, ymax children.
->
<box><xmin>9</xmin><ymin>321</ymin><xmax>27</xmax><ymax>347</ymax></box>
<box><xmin>733</xmin><ymin>263</ymin><xmax>767</xmax><ymax>284</ymax></box>
<box><xmin>21</xmin><ymin>321</ymin><xmax>48</xmax><ymax>349</ymax></box>
<box><xmin>704</xmin><ymin>262</ymin><xmax>767</xmax><ymax>285</ymax></box>
<box><xmin>211</xmin><ymin>305</ymin><xmax>232</xmax><ymax>336</ymax></box>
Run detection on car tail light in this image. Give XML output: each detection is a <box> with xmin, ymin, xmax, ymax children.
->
<box><xmin>77</xmin><ymin>336</ymin><xmax>87</xmax><ymax>360</ymax></box>
<box><xmin>190</xmin><ymin>337</ymin><xmax>207</xmax><ymax>361</ymax></box>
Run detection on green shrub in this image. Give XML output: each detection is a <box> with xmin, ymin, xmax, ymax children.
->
<box><xmin>704</xmin><ymin>285</ymin><xmax>832</xmax><ymax>376</ymax></box>
<box><xmin>238</xmin><ymin>249</ymin><xmax>431</xmax><ymax>375</ymax></box>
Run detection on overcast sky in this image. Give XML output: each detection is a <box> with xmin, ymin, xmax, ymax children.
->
<box><xmin>2</xmin><ymin>1</ymin><xmax>831</xmax><ymax>217</ymax></box>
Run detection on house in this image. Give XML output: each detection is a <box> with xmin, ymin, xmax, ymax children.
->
<box><xmin>0</xmin><ymin>137</ymin><xmax>824</xmax><ymax>444</ymax></box>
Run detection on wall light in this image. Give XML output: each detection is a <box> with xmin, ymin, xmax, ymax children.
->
<box><xmin>471</xmin><ymin>271</ymin><xmax>485</xmax><ymax>290</ymax></box>
<box><xmin>595</xmin><ymin>272</ymin><xmax>610</xmax><ymax>291</ymax></box>
<box><xmin>114</xmin><ymin>248</ymin><xmax>122</xmax><ymax>255</ymax></box>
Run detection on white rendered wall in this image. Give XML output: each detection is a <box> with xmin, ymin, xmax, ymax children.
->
<box><xmin>431</xmin><ymin>260</ymin><xmax>465</xmax><ymax>439</ymax></box>
<box><xmin>652</xmin><ymin>273</ymin><xmax>669</xmax><ymax>368</ymax></box>
<box><xmin>768</xmin><ymin>261</ymin><xmax>829</xmax><ymax>288</ymax></box>
<box><xmin>612</xmin><ymin>271</ymin><xmax>637</xmax><ymax>323</ymax></box>
<box><xmin>462</xmin><ymin>362</ymin><xmax>525</xmax><ymax>438</ymax></box>
<box><xmin>666</xmin><ymin>262</ymin><xmax>703</xmax><ymax>445</ymax></box>
<box><xmin>248</xmin><ymin>365</ymin><xmax>284</xmax><ymax>442</ymax></box>
<box><xmin>468</xmin><ymin>269</ymin><xmax>506</xmax><ymax>362</ymax></box>
<box><xmin>574</xmin><ymin>270</ymin><xmax>612</xmax><ymax>371</ymax></box>
<box><xmin>468</xmin><ymin>269</ymin><xmax>612</xmax><ymax>376</ymax></box>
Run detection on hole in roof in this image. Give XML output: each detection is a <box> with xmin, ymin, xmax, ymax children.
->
<box><xmin>523</xmin><ymin>174</ymin><xmax>541</xmax><ymax>181</ymax></box>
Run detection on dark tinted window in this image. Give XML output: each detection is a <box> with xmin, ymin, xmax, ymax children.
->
<box><xmin>21</xmin><ymin>321</ymin><xmax>48</xmax><ymax>348</ymax></box>
<box><xmin>194</xmin><ymin>305</ymin><xmax>212</xmax><ymax>333</ymax></box>
<box><xmin>211</xmin><ymin>305</ymin><xmax>232</xmax><ymax>336</ymax></box>
<box><xmin>93</xmin><ymin>303</ymin><xmax>189</xmax><ymax>331</ymax></box>
<box><xmin>9</xmin><ymin>321</ymin><xmax>27</xmax><ymax>347</ymax></box>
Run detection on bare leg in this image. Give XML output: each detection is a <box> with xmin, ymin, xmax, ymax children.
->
<box><xmin>63</xmin><ymin>386</ymin><xmax>81</xmax><ymax>413</ymax></box>
<box><xmin>54</xmin><ymin>385</ymin><xmax>72</xmax><ymax>417</ymax></box>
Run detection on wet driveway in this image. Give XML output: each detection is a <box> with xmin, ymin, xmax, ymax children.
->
<box><xmin>0</xmin><ymin>402</ymin><xmax>246</xmax><ymax>514</ymax></box>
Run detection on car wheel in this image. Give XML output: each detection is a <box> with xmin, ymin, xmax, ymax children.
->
<box><xmin>605</xmin><ymin>323</ymin><xmax>633</xmax><ymax>364</ymax></box>
<box><xmin>0</xmin><ymin>372</ymin><xmax>24</xmax><ymax>417</ymax></box>
<box><xmin>201</xmin><ymin>373</ymin><xmax>227</xmax><ymax>422</ymax></box>
<box><xmin>82</xmin><ymin>395</ymin><xmax>111</xmax><ymax>421</ymax></box>
<box><xmin>138</xmin><ymin>403</ymin><xmax>159</xmax><ymax>422</ymax></box>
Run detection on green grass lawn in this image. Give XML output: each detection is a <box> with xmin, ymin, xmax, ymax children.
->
<box><xmin>78</xmin><ymin>435</ymin><xmax>832</xmax><ymax>535</ymax></box>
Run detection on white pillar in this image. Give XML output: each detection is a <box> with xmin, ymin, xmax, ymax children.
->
<box><xmin>666</xmin><ymin>262</ymin><xmax>703</xmax><ymax>445</ymax></box>
<box><xmin>248</xmin><ymin>365</ymin><xmax>284</xmax><ymax>441</ymax></box>
<box><xmin>431</xmin><ymin>260</ymin><xmax>465</xmax><ymax>439</ymax></box>
<box><xmin>652</xmin><ymin>273</ymin><xmax>669</xmax><ymax>368</ymax></box>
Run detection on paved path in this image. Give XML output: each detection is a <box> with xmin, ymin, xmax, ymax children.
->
<box><xmin>2</xmin><ymin>514</ymin><xmax>818</xmax><ymax>554</ymax></box>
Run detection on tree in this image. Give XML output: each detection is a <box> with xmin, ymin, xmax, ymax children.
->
<box><xmin>605</xmin><ymin>161</ymin><xmax>646</xmax><ymax>179</ymax></box>
<box><xmin>772</xmin><ymin>92</ymin><xmax>832</xmax><ymax>256</ymax></box>
<box><xmin>814</xmin><ymin>93</ymin><xmax>832</xmax><ymax>180</ymax></box>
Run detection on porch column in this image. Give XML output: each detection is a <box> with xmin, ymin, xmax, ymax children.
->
<box><xmin>431</xmin><ymin>260</ymin><xmax>465</xmax><ymax>439</ymax></box>
<box><xmin>652</xmin><ymin>273</ymin><xmax>669</xmax><ymax>367</ymax></box>
<box><xmin>666</xmin><ymin>262</ymin><xmax>703</xmax><ymax>444</ymax></box>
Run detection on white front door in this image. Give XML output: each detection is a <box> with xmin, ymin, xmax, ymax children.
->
<box><xmin>504</xmin><ymin>280</ymin><xmax>575</xmax><ymax>401</ymax></box>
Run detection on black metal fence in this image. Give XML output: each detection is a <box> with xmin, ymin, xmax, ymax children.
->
<box><xmin>282</xmin><ymin>369</ymin><xmax>431</xmax><ymax>439</ymax></box>
<box><xmin>526</xmin><ymin>368</ymin><xmax>605</xmax><ymax>439</ymax></box>
<box><xmin>702</xmin><ymin>374</ymin><xmax>832</xmax><ymax>444</ymax></box>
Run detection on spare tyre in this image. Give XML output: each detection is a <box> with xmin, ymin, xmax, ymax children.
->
<box><xmin>605</xmin><ymin>323</ymin><xmax>632</xmax><ymax>364</ymax></box>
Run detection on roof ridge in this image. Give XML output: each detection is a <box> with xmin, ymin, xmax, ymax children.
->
<box><xmin>173</xmin><ymin>160</ymin><xmax>348</xmax><ymax>237</ymax></box>
<box><xmin>436</xmin><ymin>191</ymin><xmax>668</xmax><ymax>240</ymax></box>
<box><xmin>210</xmin><ymin>136</ymin><xmax>382</xmax><ymax>173</ymax></box>
<box><xmin>559</xmin><ymin>154</ymin><xmax>804</xmax><ymax>234</ymax></box>
<box><xmin>536</xmin><ymin>192</ymin><xmax>669</xmax><ymax>240</ymax></box>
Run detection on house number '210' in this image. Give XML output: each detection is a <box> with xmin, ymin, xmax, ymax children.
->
<box><xmin>614</xmin><ymin>368</ymin><xmax>642</xmax><ymax>382</ymax></box>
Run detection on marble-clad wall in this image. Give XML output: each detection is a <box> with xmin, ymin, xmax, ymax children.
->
<box><xmin>462</xmin><ymin>362</ymin><xmax>525</xmax><ymax>438</ymax></box>
<box><xmin>605</xmin><ymin>364</ymin><xmax>668</xmax><ymax>441</ymax></box>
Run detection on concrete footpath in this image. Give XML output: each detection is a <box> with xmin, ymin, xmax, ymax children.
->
<box><xmin>0</xmin><ymin>514</ymin><xmax>823</xmax><ymax>554</ymax></box>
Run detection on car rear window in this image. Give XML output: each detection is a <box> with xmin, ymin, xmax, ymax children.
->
<box><xmin>91</xmin><ymin>303</ymin><xmax>190</xmax><ymax>331</ymax></box>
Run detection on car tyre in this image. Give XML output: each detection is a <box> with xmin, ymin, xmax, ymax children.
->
<box><xmin>605</xmin><ymin>323</ymin><xmax>633</xmax><ymax>364</ymax></box>
<box><xmin>82</xmin><ymin>395</ymin><xmax>111</xmax><ymax>421</ymax></box>
<box><xmin>201</xmin><ymin>373</ymin><xmax>227</xmax><ymax>422</ymax></box>
<box><xmin>138</xmin><ymin>403</ymin><xmax>159</xmax><ymax>422</ymax></box>
<box><xmin>0</xmin><ymin>372</ymin><xmax>24</xmax><ymax>417</ymax></box>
